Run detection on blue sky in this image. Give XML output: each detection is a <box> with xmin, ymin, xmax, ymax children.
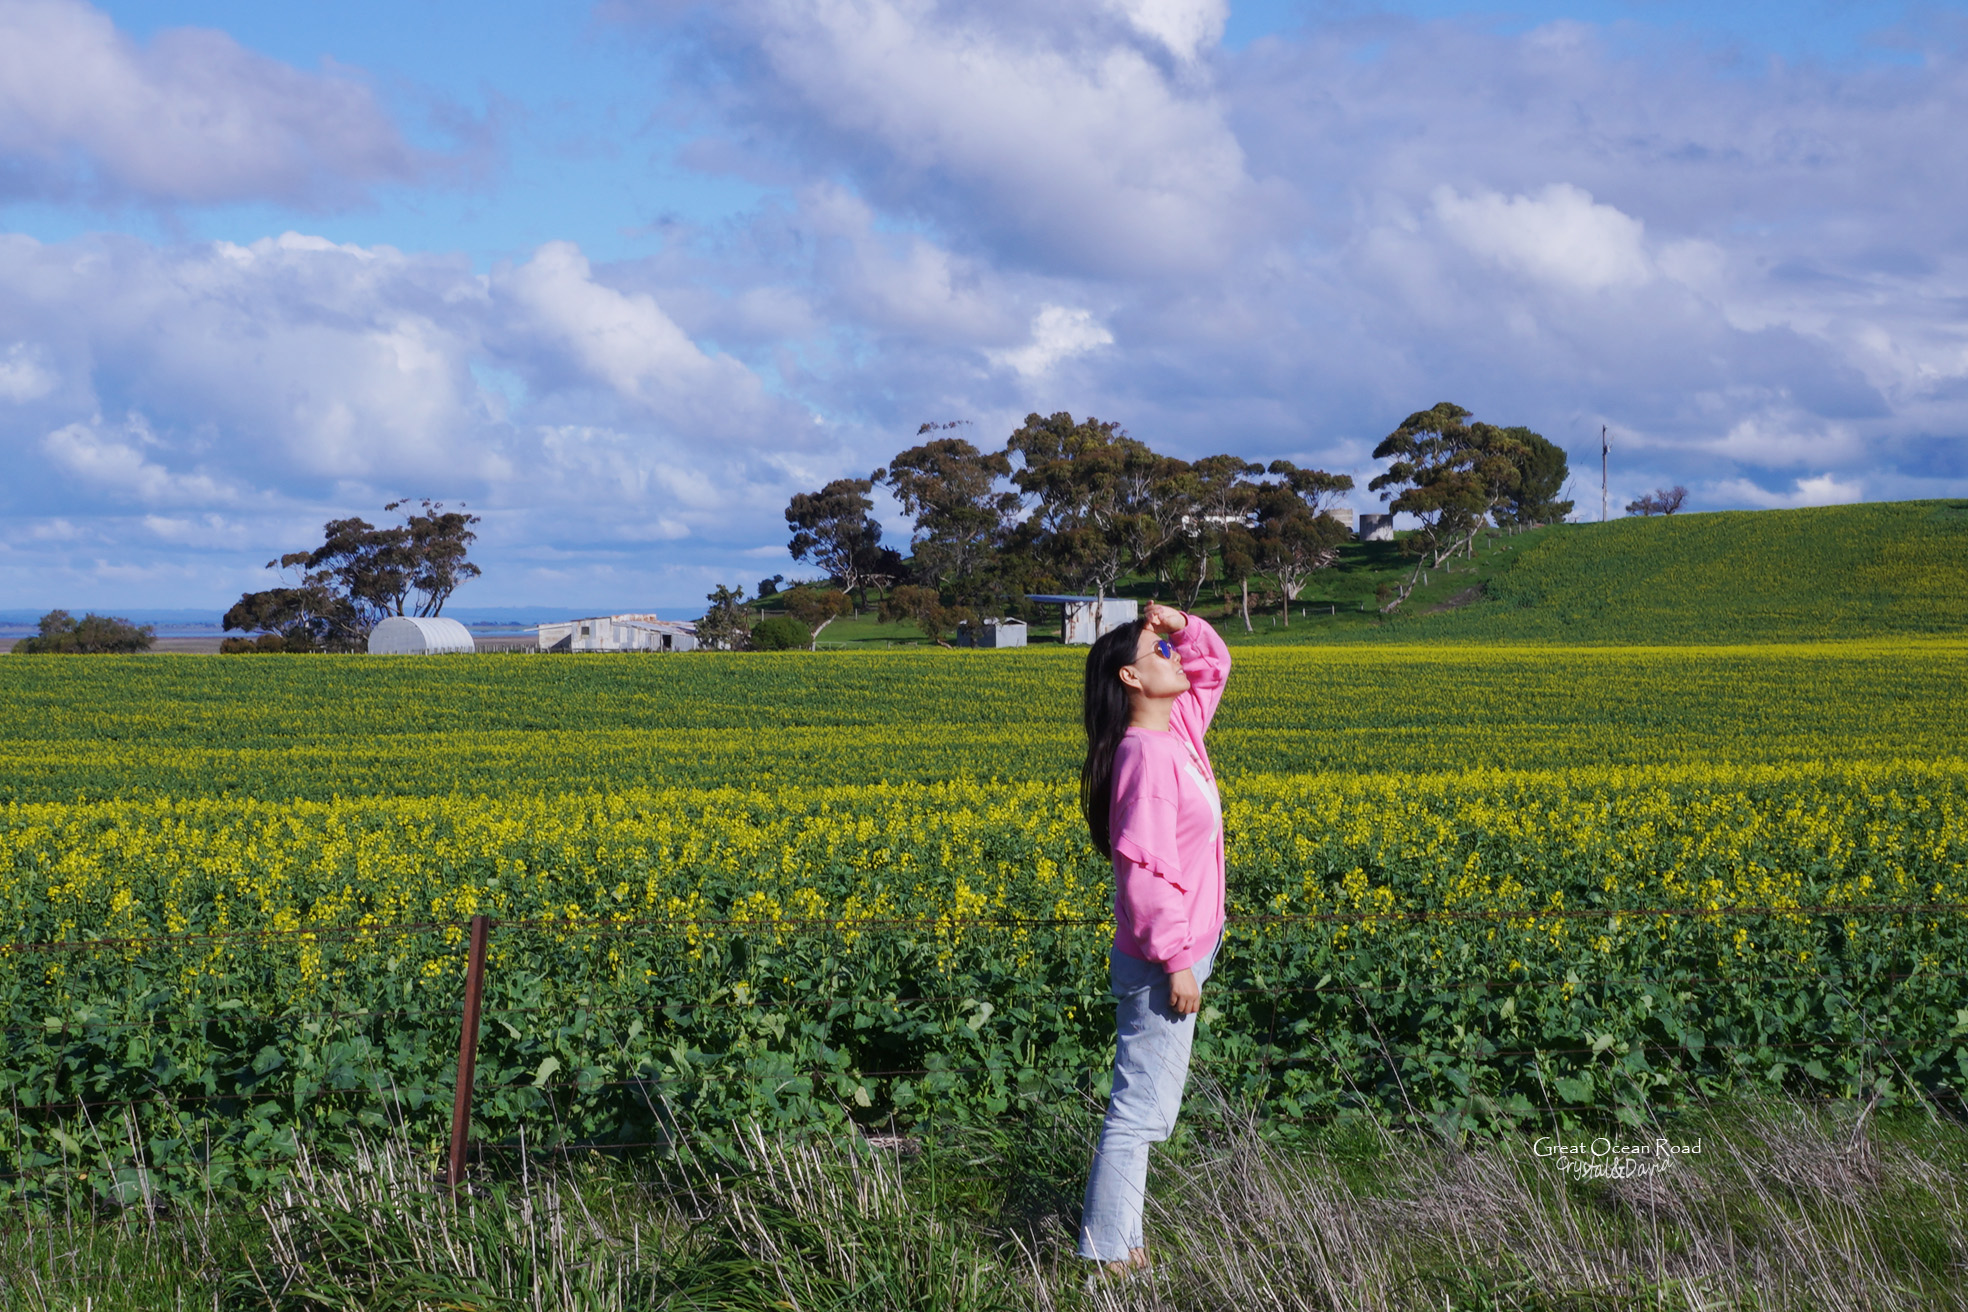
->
<box><xmin>3</xmin><ymin>0</ymin><xmax>1965</xmax><ymax>613</ymax></box>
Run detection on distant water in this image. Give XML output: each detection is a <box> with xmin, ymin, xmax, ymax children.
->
<box><xmin>0</xmin><ymin>606</ymin><xmax>649</xmax><ymax>639</ymax></box>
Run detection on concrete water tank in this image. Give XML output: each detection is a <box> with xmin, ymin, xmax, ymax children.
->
<box><xmin>367</xmin><ymin>615</ymin><xmax>476</xmax><ymax>655</ymax></box>
<box><xmin>1357</xmin><ymin>513</ymin><xmax>1395</xmax><ymax>542</ymax></box>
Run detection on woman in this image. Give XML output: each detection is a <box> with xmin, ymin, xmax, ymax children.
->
<box><xmin>1077</xmin><ymin>600</ymin><xmax>1231</xmax><ymax>1275</ymax></box>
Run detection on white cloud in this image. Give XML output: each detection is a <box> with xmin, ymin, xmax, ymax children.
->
<box><xmin>0</xmin><ymin>341</ymin><xmax>55</xmax><ymax>401</ymax></box>
<box><xmin>23</xmin><ymin>517</ymin><xmax>83</xmax><ymax>542</ymax></box>
<box><xmin>0</xmin><ymin>0</ymin><xmax>430</xmax><ymax>206</ymax></box>
<box><xmin>142</xmin><ymin>512</ymin><xmax>248</xmax><ymax>546</ymax></box>
<box><xmin>666</xmin><ymin>0</ymin><xmax>1260</xmax><ymax>275</ymax></box>
<box><xmin>1792</xmin><ymin>473</ymin><xmax>1865</xmax><ymax>506</ymax></box>
<box><xmin>1432</xmin><ymin>184</ymin><xmax>1652</xmax><ymax>293</ymax></box>
<box><xmin>1654</xmin><ymin>239</ymin><xmax>1729</xmax><ymax>295</ymax></box>
<box><xmin>531</xmin><ymin>423</ymin><xmax>731</xmax><ymax>530</ymax></box>
<box><xmin>14</xmin><ymin>7</ymin><xmax>1968</xmax><ymax>607</ymax></box>
<box><xmin>89</xmin><ymin>232</ymin><xmax>491</xmax><ymax>479</ymax></box>
<box><xmin>989</xmin><ymin>304</ymin><xmax>1113</xmax><ymax>377</ymax></box>
<box><xmin>494</xmin><ymin>242</ymin><xmax>768</xmax><ymax>422</ymax></box>
<box><xmin>1709</xmin><ymin>473</ymin><xmax>1864</xmax><ymax>508</ymax></box>
<box><xmin>1106</xmin><ymin>0</ymin><xmax>1226</xmax><ymax>62</ymax></box>
<box><xmin>42</xmin><ymin>415</ymin><xmax>239</xmax><ymax>505</ymax></box>
<box><xmin>0</xmin><ymin>228</ymin><xmax>841</xmax><ymax>608</ymax></box>
<box><xmin>1700</xmin><ymin>412</ymin><xmax>1867</xmax><ymax>470</ymax></box>
<box><xmin>794</xmin><ymin>184</ymin><xmax>1020</xmax><ymax>341</ymax></box>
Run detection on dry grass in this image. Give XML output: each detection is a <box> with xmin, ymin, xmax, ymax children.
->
<box><xmin>5</xmin><ymin>1094</ymin><xmax>1965</xmax><ymax>1311</ymax></box>
<box><xmin>1083</xmin><ymin>1093</ymin><xmax>1968</xmax><ymax>1311</ymax></box>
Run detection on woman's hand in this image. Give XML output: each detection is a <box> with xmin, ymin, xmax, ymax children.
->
<box><xmin>1144</xmin><ymin>602</ymin><xmax>1187</xmax><ymax>636</ymax></box>
<box><xmin>1167</xmin><ymin>967</ymin><xmax>1201</xmax><ymax>1015</ymax></box>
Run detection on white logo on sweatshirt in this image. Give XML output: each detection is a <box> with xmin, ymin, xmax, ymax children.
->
<box><xmin>1179</xmin><ymin>742</ymin><xmax>1222</xmax><ymax>840</ymax></box>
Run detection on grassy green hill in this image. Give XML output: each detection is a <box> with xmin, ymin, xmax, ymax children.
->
<box><xmin>764</xmin><ymin>499</ymin><xmax>1967</xmax><ymax>648</ymax></box>
<box><xmin>1381</xmin><ymin>498</ymin><xmax>1968</xmax><ymax>644</ymax></box>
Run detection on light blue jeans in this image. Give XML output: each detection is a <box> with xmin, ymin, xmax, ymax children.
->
<box><xmin>1077</xmin><ymin>933</ymin><xmax>1220</xmax><ymax>1262</ymax></box>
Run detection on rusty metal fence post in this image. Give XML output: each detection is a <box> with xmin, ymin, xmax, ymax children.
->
<box><xmin>447</xmin><ymin>913</ymin><xmax>490</xmax><ymax>1195</ymax></box>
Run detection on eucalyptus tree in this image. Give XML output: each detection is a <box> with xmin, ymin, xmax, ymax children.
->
<box><xmin>1495</xmin><ymin>429</ymin><xmax>1576</xmax><ymax>526</ymax></box>
<box><xmin>1005</xmin><ymin>412</ymin><xmax>1137</xmax><ymax>602</ymax></box>
<box><xmin>696</xmin><ymin>583</ymin><xmax>752</xmax><ymax>651</ymax></box>
<box><xmin>1369</xmin><ymin>403</ymin><xmax>1527</xmax><ymax>600</ymax></box>
<box><xmin>1159</xmin><ymin>454</ymin><xmax>1262</xmax><ymax>611</ymax></box>
<box><xmin>223</xmin><ymin>499</ymin><xmax>481</xmax><ymax>651</ymax></box>
<box><xmin>786</xmin><ymin>478</ymin><xmax>887</xmax><ymax>609</ymax></box>
<box><xmin>874</xmin><ymin>422</ymin><xmax>1021</xmax><ymax>596</ymax></box>
<box><xmin>780</xmin><ymin>584</ymin><xmax>853</xmax><ymax>648</ymax></box>
<box><xmin>1253</xmin><ymin>482</ymin><xmax>1349</xmax><ymax>626</ymax></box>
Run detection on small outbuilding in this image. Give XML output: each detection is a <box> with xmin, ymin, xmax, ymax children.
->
<box><xmin>537</xmin><ymin>614</ymin><xmax>699</xmax><ymax>653</ymax></box>
<box><xmin>956</xmin><ymin>617</ymin><xmax>1028</xmax><ymax>648</ymax></box>
<box><xmin>1025</xmin><ymin>595</ymin><xmax>1139</xmax><ymax>646</ymax></box>
<box><xmin>368</xmin><ymin>615</ymin><xmax>476</xmax><ymax>655</ymax></box>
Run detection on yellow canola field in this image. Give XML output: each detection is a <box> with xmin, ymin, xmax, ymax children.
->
<box><xmin>9</xmin><ymin>762</ymin><xmax>1964</xmax><ymax>991</ymax></box>
<box><xmin>6</xmin><ymin>645</ymin><xmax>1968</xmax><ymax>1188</ymax></box>
<box><xmin>4</xmin><ymin>641</ymin><xmax>1968</xmax><ymax>803</ymax></box>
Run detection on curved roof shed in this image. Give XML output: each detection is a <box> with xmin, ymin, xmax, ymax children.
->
<box><xmin>368</xmin><ymin>615</ymin><xmax>476</xmax><ymax>655</ymax></box>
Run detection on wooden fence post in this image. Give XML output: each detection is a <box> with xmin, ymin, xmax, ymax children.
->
<box><xmin>447</xmin><ymin>913</ymin><xmax>490</xmax><ymax>1195</ymax></box>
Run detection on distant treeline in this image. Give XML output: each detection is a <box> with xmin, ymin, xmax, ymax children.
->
<box><xmin>9</xmin><ymin>610</ymin><xmax>154</xmax><ymax>654</ymax></box>
<box><xmin>220</xmin><ymin>499</ymin><xmax>483</xmax><ymax>653</ymax></box>
<box><xmin>762</xmin><ymin>403</ymin><xmax>1571</xmax><ymax>634</ymax></box>
<box><xmin>13</xmin><ymin>405</ymin><xmax>1573</xmax><ymax>657</ymax></box>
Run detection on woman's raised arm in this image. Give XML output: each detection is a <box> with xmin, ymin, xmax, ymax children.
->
<box><xmin>1165</xmin><ymin>611</ymin><xmax>1231</xmax><ymax>736</ymax></box>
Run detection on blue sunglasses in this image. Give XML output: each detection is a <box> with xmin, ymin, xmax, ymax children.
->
<box><xmin>1151</xmin><ymin>637</ymin><xmax>1173</xmax><ymax>660</ymax></box>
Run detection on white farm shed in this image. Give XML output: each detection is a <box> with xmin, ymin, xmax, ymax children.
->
<box><xmin>368</xmin><ymin>616</ymin><xmax>476</xmax><ymax>655</ymax></box>
<box><xmin>537</xmin><ymin>614</ymin><xmax>699</xmax><ymax>653</ymax></box>
<box><xmin>956</xmin><ymin>617</ymin><xmax>1028</xmax><ymax>648</ymax></box>
<box><xmin>1025</xmin><ymin>595</ymin><xmax>1139</xmax><ymax>645</ymax></box>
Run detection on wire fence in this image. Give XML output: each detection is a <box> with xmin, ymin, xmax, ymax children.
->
<box><xmin>7</xmin><ymin>902</ymin><xmax>1966</xmax><ymax>1201</ymax></box>
<box><xmin>14</xmin><ymin>963</ymin><xmax>1968</xmax><ymax>1044</ymax></box>
<box><xmin>9</xmin><ymin>900</ymin><xmax>1962</xmax><ymax>955</ymax></box>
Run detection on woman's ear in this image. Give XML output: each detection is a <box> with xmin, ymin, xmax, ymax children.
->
<box><xmin>1116</xmin><ymin>663</ymin><xmax>1143</xmax><ymax>691</ymax></box>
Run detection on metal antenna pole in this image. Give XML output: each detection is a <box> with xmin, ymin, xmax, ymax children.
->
<box><xmin>1601</xmin><ymin>425</ymin><xmax>1609</xmax><ymax>523</ymax></box>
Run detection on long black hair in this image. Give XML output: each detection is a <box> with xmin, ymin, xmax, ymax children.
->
<box><xmin>1080</xmin><ymin>616</ymin><xmax>1149</xmax><ymax>859</ymax></box>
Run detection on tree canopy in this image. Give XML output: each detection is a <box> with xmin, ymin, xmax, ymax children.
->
<box><xmin>772</xmin><ymin>401</ymin><xmax>1560</xmax><ymax>635</ymax></box>
<box><xmin>11</xmin><ymin>610</ymin><xmax>154</xmax><ymax>654</ymax></box>
<box><xmin>695</xmin><ymin>584</ymin><xmax>752</xmax><ymax>651</ymax></box>
<box><xmin>1003</xmin><ymin>411</ymin><xmax>1145</xmax><ymax>600</ymax></box>
<box><xmin>1252</xmin><ymin>474</ymin><xmax>1351</xmax><ymax>626</ymax></box>
<box><xmin>1156</xmin><ymin>455</ymin><xmax>1263</xmax><ymax>611</ymax></box>
<box><xmin>1369</xmin><ymin>403</ymin><xmax>1528</xmax><ymax>585</ymax></box>
<box><xmin>874</xmin><ymin>423</ymin><xmax>1019</xmax><ymax>594</ymax></box>
<box><xmin>1495</xmin><ymin>429</ymin><xmax>1575</xmax><ymax>527</ymax></box>
<box><xmin>1627</xmin><ymin>486</ymin><xmax>1689</xmax><ymax>516</ymax></box>
<box><xmin>224</xmin><ymin>500</ymin><xmax>481</xmax><ymax>652</ymax></box>
<box><xmin>786</xmin><ymin>478</ymin><xmax>893</xmax><ymax>607</ymax></box>
<box><xmin>879</xmin><ymin>584</ymin><xmax>972</xmax><ymax>645</ymax></box>
<box><xmin>779</xmin><ymin>585</ymin><xmax>852</xmax><ymax>649</ymax></box>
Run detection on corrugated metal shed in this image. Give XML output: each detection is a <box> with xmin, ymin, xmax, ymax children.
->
<box><xmin>537</xmin><ymin>614</ymin><xmax>699</xmax><ymax>652</ymax></box>
<box><xmin>956</xmin><ymin>617</ymin><xmax>1028</xmax><ymax>648</ymax></box>
<box><xmin>368</xmin><ymin>616</ymin><xmax>476</xmax><ymax>655</ymax></box>
<box><xmin>1024</xmin><ymin>595</ymin><xmax>1139</xmax><ymax>645</ymax></box>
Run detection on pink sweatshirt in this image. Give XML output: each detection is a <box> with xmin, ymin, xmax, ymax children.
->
<box><xmin>1107</xmin><ymin>613</ymin><xmax>1231</xmax><ymax>973</ymax></box>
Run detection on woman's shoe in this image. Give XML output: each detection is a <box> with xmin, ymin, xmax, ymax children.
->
<box><xmin>1083</xmin><ymin>1248</ymin><xmax>1154</xmax><ymax>1293</ymax></box>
